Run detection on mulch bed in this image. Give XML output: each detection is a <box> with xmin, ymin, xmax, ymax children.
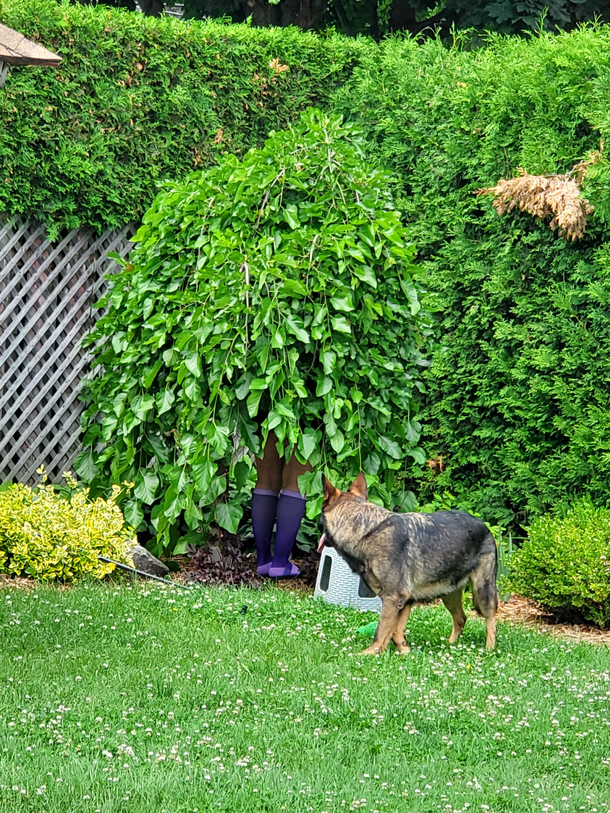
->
<box><xmin>496</xmin><ymin>594</ymin><xmax>610</xmax><ymax>646</ymax></box>
<box><xmin>171</xmin><ymin>527</ymin><xmax>321</xmax><ymax>592</ymax></box>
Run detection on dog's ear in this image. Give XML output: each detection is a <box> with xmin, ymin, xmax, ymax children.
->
<box><xmin>323</xmin><ymin>475</ymin><xmax>341</xmax><ymax>503</ymax></box>
<box><xmin>348</xmin><ymin>472</ymin><xmax>368</xmax><ymax>499</ymax></box>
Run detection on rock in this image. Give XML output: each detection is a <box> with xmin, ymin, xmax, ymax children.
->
<box><xmin>128</xmin><ymin>543</ymin><xmax>170</xmax><ymax>578</ymax></box>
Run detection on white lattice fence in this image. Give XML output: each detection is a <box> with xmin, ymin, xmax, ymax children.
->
<box><xmin>0</xmin><ymin>216</ymin><xmax>137</xmax><ymax>484</ymax></box>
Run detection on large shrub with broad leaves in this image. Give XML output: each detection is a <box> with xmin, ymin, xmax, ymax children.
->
<box><xmin>78</xmin><ymin>110</ymin><xmax>430</xmax><ymax>553</ymax></box>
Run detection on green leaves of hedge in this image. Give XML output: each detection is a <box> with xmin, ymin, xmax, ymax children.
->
<box><xmin>0</xmin><ymin>0</ymin><xmax>365</xmax><ymax>236</ymax></box>
<box><xmin>335</xmin><ymin>28</ymin><xmax>610</xmax><ymax>525</ymax></box>
<box><xmin>80</xmin><ymin>110</ymin><xmax>429</xmax><ymax>552</ymax></box>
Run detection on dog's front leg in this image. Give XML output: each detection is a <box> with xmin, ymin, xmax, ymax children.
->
<box><xmin>361</xmin><ymin>596</ymin><xmax>404</xmax><ymax>655</ymax></box>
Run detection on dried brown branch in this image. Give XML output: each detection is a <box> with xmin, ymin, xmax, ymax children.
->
<box><xmin>478</xmin><ymin>166</ymin><xmax>595</xmax><ymax>241</ymax></box>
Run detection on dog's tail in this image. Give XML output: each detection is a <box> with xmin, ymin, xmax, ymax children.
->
<box><xmin>471</xmin><ymin>532</ymin><xmax>498</xmax><ymax>617</ymax></box>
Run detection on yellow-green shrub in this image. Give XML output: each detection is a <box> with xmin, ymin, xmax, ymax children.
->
<box><xmin>0</xmin><ymin>473</ymin><xmax>135</xmax><ymax>583</ymax></box>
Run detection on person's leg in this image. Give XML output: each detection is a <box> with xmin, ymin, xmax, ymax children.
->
<box><xmin>269</xmin><ymin>454</ymin><xmax>313</xmax><ymax>578</ymax></box>
<box><xmin>251</xmin><ymin>433</ymin><xmax>282</xmax><ymax>575</ymax></box>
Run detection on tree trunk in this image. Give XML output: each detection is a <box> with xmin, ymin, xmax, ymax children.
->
<box><xmin>389</xmin><ymin>0</ymin><xmax>417</xmax><ymax>32</ymax></box>
<box><xmin>138</xmin><ymin>0</ymin><xmax>164</xmax><ymax>16</ymax></box>
<box><xmin>299</xmin><ymin>0</ymin><xmax>327</xmax><ymax>30</ymax></box>
<box><xmin>389</xmin><ymin>1</ymin><xmax>451</xmax><ymax>36</ymax></box>
<box><xmin>249</xmin><ymin>0</ymin><xmax>326</xmax><ymax>29</ymax></box>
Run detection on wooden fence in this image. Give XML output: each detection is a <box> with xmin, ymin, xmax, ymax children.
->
<box><xmin>0</xmin><ymin>216</ymin><xmax>137</xmax><ymax>484</ymax></box>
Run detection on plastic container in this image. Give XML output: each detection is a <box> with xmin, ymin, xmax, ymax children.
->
<box><xmin>314</xmin><ymin>546</ymin><xmax>381</xmax><ymax>612</ymax></box>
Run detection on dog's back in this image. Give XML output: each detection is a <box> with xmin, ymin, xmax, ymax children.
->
<box><xmin>397</xmin><ymin>510</ymin><xmax>497</xmax><ymax>610</ymax></box>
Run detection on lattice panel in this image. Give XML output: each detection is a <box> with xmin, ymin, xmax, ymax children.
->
<box><xmin>0</xmin><ymin>216</ymin><xmax>137</xmax><ymax>484</ymax></box>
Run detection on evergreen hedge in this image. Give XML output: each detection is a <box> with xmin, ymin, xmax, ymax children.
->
<box><xmin>335</xmin><ymin>28</ymin><xmax>610</xmax><ymax>524</ymax></box>
<box><xmin>0</xmin><ymin>0</ymin><xmax>365</xmax><ymax>236</ymax></box>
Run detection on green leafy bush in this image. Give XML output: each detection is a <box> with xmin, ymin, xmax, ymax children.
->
<box><xmin>507</xmin><ymin>501</ymin><xmax>610</xmax><ymax>627</ymax></box>
<box><xmin>335</xmin><ymin>27</ymin><xmax>610</xmax><ymax>525</ymax></box>
<box><xmin>79</xmin><ymin>110</ymin><xmax>429</xmax><ymax>553</ymax></box>
<box><xmin>0</xmin><ymin>0</ymin><xmax>365</xmax><ymax>236</ymax></box>
<box><xmin>0</xmin><ymin>472</ymin><xmax>134</xmax><ymax>582</ymax></box>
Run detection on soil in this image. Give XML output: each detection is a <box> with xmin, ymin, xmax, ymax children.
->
<box><xmin>495</xmin><ymin>594</ymin><xmax>610</xmax><ymax>646</ymax></box>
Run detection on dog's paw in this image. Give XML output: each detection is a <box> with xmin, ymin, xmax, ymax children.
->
<box><xmin>360</xmin><ymin>645</ymin><xmax>383</xmax><ymax>656</ymax></box>
<box><xmin>394</xmin><ymin>644</ymin><xmax>410</xmax><ymax>655</ymax></box>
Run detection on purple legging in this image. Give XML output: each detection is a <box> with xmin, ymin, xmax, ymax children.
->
<box><xmin>251</xmin><ymin>488</ymin><xmax>306</xmax><ymax>574</ymax></box>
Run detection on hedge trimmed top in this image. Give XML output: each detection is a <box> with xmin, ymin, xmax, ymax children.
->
<box><xmin>0</xmin><ymin>0</ymin><xmax>365</xmax><ymax>236</ymax></box>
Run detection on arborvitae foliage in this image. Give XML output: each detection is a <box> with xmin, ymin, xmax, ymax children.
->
<box><xmin>0</xmin><ymin>0</ymin><xmax>365</xmax><ymax>236</ymax></box>
<box><xmin>335</xmin><ymin>27</ymin><xmax>610</xmax><ymax>526</ymax></box>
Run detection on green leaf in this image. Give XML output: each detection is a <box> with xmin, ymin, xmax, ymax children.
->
<box><xmin>395</xmin><ymin>490</ymin><xmax>417</xmax><ymax>512</ymax></box>
<box><xmin>284</xmin><ymin>205</ymin><xmax>301</xmax><ymax>230</ymax></box>
<box><xmin>72</xmin><ymin>451</ymin><xmax>99</xmax><ymax>483</ymax></box>
<box><xmin>316</xmin><ymin>376</ymin><xmax>333</xmax><ymax>397</ymax></box>
<box><xmin>320</xmin><ymin>349</ymin><xmax>336</xmax><ymax>375</ymax></box>
<box><xmin>233</xmin><ymin>459</ymin><xmax>251</xmax><ymax>490</ymax></box>
<box><xmin>353</xmin><ymin>265</ymin><xmax>377</xmax><ymax>288</ymax></box>
<box><xmin>235</xmin><ymin>373</ymin><xmax>253</xmax><ymax>400</ymax></box>
<box><xmin>123</xmin><ymin>498</ymin><xmax>144</xmax><ymax>529</ymax></box>
<box><xmin>143</xmin><ymin>359</ymin><xmax>163</xmax><ymax>389</ymax></box>
<box><xmin>247</xmin><ymin>389</ymin><xmax>264</xmax><ymax>418</ymax></box>
<box><xmin>134</xmin><ymin>470</ymin><xmax>159</xmax><ymax>504</ymax></box>
<box><xmin>298</xmin><ymin>428</ymin><xmax>319</xmax><ymax>462</ymax></box>
<box><xmin>271</xmin><ymin>327</ymin><xmax>285</xmax><ymax>349</ymax></box>
<box><xmin>184</xmin><ymin>377</ymin><xmax>202</xmax><ymax>403</ymax></box>
<box><xmin>174</xmin><ymin>530</ymin><xmax>205</xmax><ymax>555</ymax></box>
<box><xmin>133</xmin><ymin>394</ymin><xmax>155</xmax><ymax>420</ymax></box>
<box><xmin>184</xmin><ymin>352</ymin><xmax>202</xmax><ymax>377</ymax></box>
<box><xmin>329</xmin><ymin>429</ymin><xmax>345</xmax><ymax>454</ymax></box>
<box><xmin>331</xmin><ymin>316</ymin><xmax>351</xmax><ymax>334</ymax></box>
<box><xmin>184</xmin><ymin>499</ymin><xmax>203</xmax><ymax>530</ymax></box>
<box><xmin>282</xmin><ymin>278</ymin><xmax>308</xmax><ymax>297</ymax></box>
<box><xmin>330</xmin><ymin>293</ymin><xmax>355</xmax><ymax>312</ymax></box>
<box><xmin>378</xmin><ymin>436</ymin><xmax>402</xmax><ymax>459</ymax></box>
<box><xmin>215</xmin><ymin>502</ymin><xmax>243</xmax><ymax>534</ymax></box>
<box><xmin>409</xmin><ymin>447</ymin><xmax>427</xmax><ymax>465</ymax></box>
<box><xmin>192</xmin><ymin>461</ymin><xmax>213</xmax><ymax>495</ymax></box>
<box><xmin>157</xmin><ymin>388</ymin><xmax>175</xmax><ymax>415</ymax></box>
<box><xmin>286</xmin><ymin>315</ymin><xmax>309</xmax><ymax>343</ymax></box>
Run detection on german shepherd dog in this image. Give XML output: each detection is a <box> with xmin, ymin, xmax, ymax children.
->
<box><xmin>318</xmin><ymin>474</ymin><xmax>497</xmax><ymax>654</ymax></box>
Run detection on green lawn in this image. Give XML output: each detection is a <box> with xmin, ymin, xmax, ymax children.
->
<box><xmin>1</xmin><ymin>583</ymin><xmax>610</xmax><ymax>813</ymax></box>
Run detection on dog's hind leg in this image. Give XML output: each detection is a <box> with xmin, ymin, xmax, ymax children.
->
<box><xmin>442</xmin><ymin>589</ymin><xmax>467</xmax><ymax>644</ymax></box>
<box><xmin>361</xmin><ymin>596</ymin><xmax>404</xmax><ymax>655</ymax></box>
<box><xmin>470</xmin><ymin>545</ymin><xmax>498</xmax><ymax>650</ymax></box>
<box><xmin>391</xmin><ymin>604</ymin><xmax>412</xmax><ymax>654</ymax></box>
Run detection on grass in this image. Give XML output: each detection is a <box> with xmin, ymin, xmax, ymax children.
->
<box><xmin>1</xmin><ymin>583</ymin><xmax>610</xmax><ymax>812</ymax></box>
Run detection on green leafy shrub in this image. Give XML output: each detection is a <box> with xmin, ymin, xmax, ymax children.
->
<box><xmin>506</xmin><ymin>501</ymin><xmax>610</xmax><ymax>627</ymax></box>
<box><xmin>0</xmin><ymin>472</ymin><xmax>134</xmax><ymax>582</ymax></box>
<box><xmin>0</xmin><ymin>0</ymin><xmax>366</xmax><ymax>236</ymax></box>
<box><xmin>335</xmin><ymin>27</ymin><xmax>610</xmax><ymax>525</ymax></box>
<box><xmin>79</xmin><ymin>110</ymin><xmax>429</xmax><ymax>553</ymax></box>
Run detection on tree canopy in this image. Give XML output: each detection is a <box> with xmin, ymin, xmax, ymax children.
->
<box><xmin>87</xmin><ymin>0</ymin><xmax>609</xmax><ymax>38</ymax></box>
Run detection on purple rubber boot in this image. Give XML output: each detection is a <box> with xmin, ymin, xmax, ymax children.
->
<box><xmin>269</xmin><ymin>490</ymin><xmax>306</xmax><ymax>578</ymax></box>
<box><xmin>251</xmin><ymin>489</ymin><xmax>278</xmax><ymax>575</ymax></box>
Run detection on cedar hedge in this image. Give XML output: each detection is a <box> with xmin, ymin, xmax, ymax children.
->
<box><xmin>335</xmin><ymin>29</ymin><xmax>610</xmax><ymax>525</ymax></box>
<box><xmin>0</xmin><ymin>0</ymin><xmax>365</xmax><ymax>236</ymax></box>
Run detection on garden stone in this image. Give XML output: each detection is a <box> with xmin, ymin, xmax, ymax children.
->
<box><xmin>128</xmin><ymin>543</ymin><xmax>170</xmax><ymax>577</ymax></box>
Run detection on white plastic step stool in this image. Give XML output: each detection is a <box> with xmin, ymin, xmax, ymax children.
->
<box><xmin>314</xmin><ymin>546</ymin><xmax>382</xmax><ymax>612</ymax></box>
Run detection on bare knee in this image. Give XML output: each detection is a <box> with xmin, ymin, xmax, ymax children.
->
<box><xmin>255</xmin><ymin>432</ymin><xmax>282</xmax><ymax>493</ymax></box>
<box><xmin>281</xmin><ymin>453</ymin><xmax>313</xmax><ymax>494</ymax></box>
